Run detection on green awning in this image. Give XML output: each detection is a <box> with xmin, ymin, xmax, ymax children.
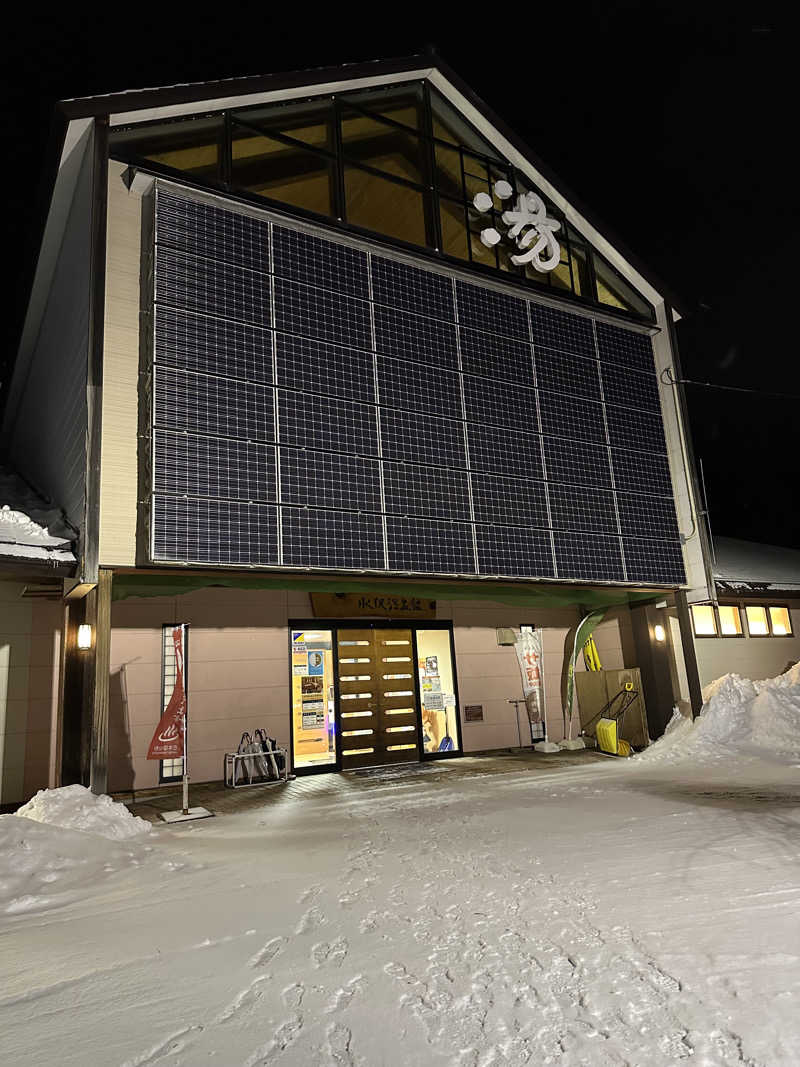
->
<box><xmin>111</xmin><ymin>571</ymin><xmax>662</xmax><ymax>611</ymax></box>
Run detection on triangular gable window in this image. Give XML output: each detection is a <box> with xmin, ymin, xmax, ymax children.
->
<box><xmin>110</xmin><ymin>79</ymin><xmax>653</xmax><ymax>319</ymax></box>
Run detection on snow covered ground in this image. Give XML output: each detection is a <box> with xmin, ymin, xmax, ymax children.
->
<box><xmin>1</xmin><ymin>684</ymin><xmax>799</xmax><ymax>1065</ymax></box>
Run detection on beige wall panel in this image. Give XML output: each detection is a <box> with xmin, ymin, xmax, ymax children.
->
<box><xmin>98</xmin><ymin>160</ymin><xmax>141</xmax><ymax>567</ymax></box>
<box><xmin>695</xmin><ymin>605</ymin><xmax>800</xmax><ymax>688</ymax></box>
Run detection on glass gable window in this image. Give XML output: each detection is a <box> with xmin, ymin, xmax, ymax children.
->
<box><xmin>110</xmin><ymin>81</ymin><xmax>654</xmax><ymax>320</ymax></box>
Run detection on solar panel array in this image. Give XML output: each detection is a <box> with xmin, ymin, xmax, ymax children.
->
<box><xmin>150</xmin><ymin>187</ymin><xmax>685</xmax><ymax>585</ymax></box>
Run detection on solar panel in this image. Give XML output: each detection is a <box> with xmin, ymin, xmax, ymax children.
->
<box><xmin>595</xmin><ymin>321</ymin><xmax>655</xmax><ymax>373</ymax></box>
<box><xmin>386</xmin><ymin>517</ymin><xmax>476</xmax><ymax>573</ymax></box>
<box><xmin>463</xmin><ymin>375</ymin><xmax>539</xmax><ymax>432</ymax></box>
<box><xmin>459</xmin><ymin>326</ymin><xmax>533</xmax><ymax>384</ymax></box>
<box><xmin>273</xmin><ymin>277</ymin><xmax>371</xmax><ymax>349</ymax></box>
<box><xmin>537</xmin><ymin>390</ymin><xmax>606</xmax><ymax>445</ymax></box>
<box><xmin>616</xmin><ymin>491</ymin><xmax>680</xmax><ymax>541</ymax></box>
<box><xmin>156</xmin><ymin>246</ymin><xmax>271</xmax><ymax>325</ymax></box>
<box><xmin>278</xmin><ymin>390</ymin><xmax>378</xmax><ymax>455</ymax></box>
<box><xmin>155</xmin><ymin>306</ymin><xmax>273</xmax><ymax>383</ymax></box>
<box><xmin>154</xmin><ymin>367</ymin><xmax>274</xmax><ymax>441</ymax></box>
<box><xmin>156</xmin><ymin>189</ymin><xmax>271</xmax><ymax>272</ymax></box>
<box><xmin>149</xmin><ymin>186</ymin><xmax>685</xmax><ymax>586</ymax></box>
<box><xmin>554</xmin><ymin>532</ymin><xmax>625</xmax><ymax>582</ymax></box>
<box><xmin>467</xmin><ymin>423</ymin><xmax>543</xmax><ymax>479</ymax></box>
<box><xmin>153</xmin><ymin>496</ymin><xmax>278</xmax><ymax>564</ymax></box>
<box><xmin>600</xmin><ymin>362</ymin><xmax>661</xmax><ymax>412</ymax></box>
<box><xmin>154</xmin><ymin>430</ymin><xmax>276</xmax><ymax>502</ymax></box>
<box><xmin>548</xmin><ymin>483</ymin><xmax>620</xmax><ymax>534</ymax></box>
<box><xmin>275</xmin><ymin>333</ymin><xmax>375</xmax><ymax>404</ymax></box>
<box><xmin>605</xmin><ymin>404</ymin><xmax>668</xmax><ymax>454</ymax></box>
<box><xmin>535</xmin><ymin>346</ymin><xmax>601</xmax><ymax>402</ymax></box>
<box><xmin>279</xmin><ymin>448</ymin><xmax>382</xmax><ymax>512</ymax></box>
<box><xmin>611</xmin><ymin>446</ymin><xmax>673</xmax><ymax>497</ymax></box>
<box><xmin>471</xmin><ymin>473</ymin><xmax>549</xmax><ymax>526</ymax></box>
<box><xmin>372</xmin><ymin>256</ymin><xmax>454</xmax><ymax>322</ymax></box>
<box><xmin>622</xmin><ymin>537</ymin><xmax>685</xmax><ymax>584</ymax></box>
<box><xmin>272</xmin><ymin>225</ymin><xmax>368</xmax><ymax>297</ymax></box>
<box><xmin>374</xmin><ymin>305</ymin><xmax>458</xmax><ymax>367</ymax></box>
<box><xmin>377</xmin><ymin>357</ymin><xmax>461</xmax><ymax>418</ymax></box>
<box><xmin>380</xmin><ymin>409</ymin><xmax>466</xmax><ymax>468</ymax></box>
<box><xmin>383</xmin><ymin>461</ymin><xmax>471</xmax><ymax>521</ymax></box>
<box><xmin>281</xmin><ymin>507</ymin><xmax>385</xmax><ymax>569</ymax></box>
<box><xmin>529</xmin><ymin>302</ymin><xmax>594</xmax><ymax>357</ymax></box>
<box><xmin>455</xmin><ymin>280</ymin><xmax>529</xmax><ymax>339</ymax></box>
<box><xmin>476</xmin><ymin>525</ymin><xmax>555</xmax><ymax>578</ymax></box>
<box><xmin>542</xmin><ymin>434</ymin><xmax>612</xmax><ymax>489</ymax></box>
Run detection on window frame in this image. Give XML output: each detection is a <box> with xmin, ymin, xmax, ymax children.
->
<box><xmin>108</xmin><ymin>80</ymin><xmax>655</xmax><ymax>323</ymax></box>
<box><xmin>692</xmin><ymin>600</ymin><xmax>794</xmax><ymax>639</ymax></box>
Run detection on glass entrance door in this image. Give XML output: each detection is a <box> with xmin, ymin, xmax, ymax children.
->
<box><xmin>337</xmin><ymin>628</ymin><xmax>420</xmax><ymax>768</ymax></box>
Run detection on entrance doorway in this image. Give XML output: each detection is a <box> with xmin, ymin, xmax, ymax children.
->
<box><xmin>290</xmin><ymin>621</ymin><xmax>462</xmax><ymax>773</ymax></box>
<box><xmin>338</xmin><ymin>628</ymin><xmax>419</xmax><ymax>768</ymax></box>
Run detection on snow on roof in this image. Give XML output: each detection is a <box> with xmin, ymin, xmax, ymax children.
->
<box><xmin>0</xmin><ymin>466</ymin><xmax>77</xmax><ymax>565</ymax></box>
<box><xmin>712</xmin><ymin>536</ymin><xmax>800</xmax><ymax>594</ymax></box>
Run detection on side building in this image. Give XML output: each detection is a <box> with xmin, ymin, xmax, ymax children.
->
<box><xmin>0</xmin><ymin>53</ymin><xmax>712</xmax><ymax>801</ymax></box>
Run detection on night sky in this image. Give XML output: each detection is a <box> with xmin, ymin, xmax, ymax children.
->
<box><xmin>2</xmin><ymin>6</ymin><xmax>795</xmax><ymax>548</ymax></box>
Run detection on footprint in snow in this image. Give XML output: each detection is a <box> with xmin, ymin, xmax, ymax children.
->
<box><xmin>295</xmin><ymin>905</ymin><xmax>326</xmax><ymax>934</ymax></box>
<box><xmin>311</xmin><ymin>935</ymin><xmax>348</xmax><ymax>968</ymax></box>
<box><xmin>281</xmin><ymin>982</ymin><xmax>305</xmax><ymax>1010</ymax></box>
<box><xmin>326</xmin><ymin>1022</ymin><xmax>354</xmax><ymax>1067</ymax></box>
<box><xmin>297</xmin><ymin>883</ymin><xmax>321</xmax><ymax>905</ymax></box>
<box><xmin>249</xmin><ymin>935</ymin><xmax>286</xmax><ymax>968</ymax></box>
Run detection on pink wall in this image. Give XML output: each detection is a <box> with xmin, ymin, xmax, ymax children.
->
<box><xmin>108</xmin><ymin>586</ymin><xmax>630</xmax><ymax>792</ymax></box>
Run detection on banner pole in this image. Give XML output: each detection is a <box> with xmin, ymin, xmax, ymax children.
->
<box><xmin>182</xmin><ymin>706</ymin><xmax>189</xmax><ymax>816</ymax></box>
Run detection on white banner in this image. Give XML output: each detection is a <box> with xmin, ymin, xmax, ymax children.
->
<box><xmin>514</xmin><ymin>629</ymin><xmax>546</xmax><ymax>741</ymax></box>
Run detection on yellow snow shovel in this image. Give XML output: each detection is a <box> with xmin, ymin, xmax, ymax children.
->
<box><xmin>586</xmin><ymin>682</ymin><xmax>637</xmax><ymax>757</ymax></box>
<box><xmin>596</xmin><ymin>717</ymin><xmax>632</xmax><ymax>757</ymax></box>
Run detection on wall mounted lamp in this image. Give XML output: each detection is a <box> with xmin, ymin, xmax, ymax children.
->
<box><xmin>77</xmin><ymin>624</ymin><xmax>93</xmax><ymax>651</ymax></box>
<box><xmin>653</xmin><ymin>624</ymin><xmax>666</xmax><ymax>643</ymax></box>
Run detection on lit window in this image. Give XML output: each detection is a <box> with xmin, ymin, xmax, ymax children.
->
<box><xmin>718</xmin><ymin>605</ymin><xmax>743</xmax><ymax>636</ymax></box>
<box><xmin>691</xmin><ymin>604</ymin><xmax>717</xmax><ymax>636</ymax></box>
<box><xmin>745</xmin><ymin>605</ymin><xmax>769</xmax><ymax>636</ymax></box>
<box><xmin>768</xmin><ymin>606</ymin><xmax>792</xmax><ymax>636</ymax></box>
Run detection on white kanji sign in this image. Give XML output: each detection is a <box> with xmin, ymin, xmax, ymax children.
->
<box><xmin>474</xmin><ymin>182</ymin><xmax>561</xmax><ymax>273</ymax></box>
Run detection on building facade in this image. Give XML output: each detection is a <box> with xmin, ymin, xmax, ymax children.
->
<box><xmin>0</xmin><ymin>54</ymin><xmax>712</xmax><ymax>801</ymax></box>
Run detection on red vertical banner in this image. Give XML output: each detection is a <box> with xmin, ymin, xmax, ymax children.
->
<box><xmin>147</xmin><ymin>626</ymin><xmax>186</xmax><ymax>760</ymax></box>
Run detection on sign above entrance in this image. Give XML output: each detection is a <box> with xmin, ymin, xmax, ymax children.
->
<box><xmin>311</xmin><ymin>593</ymin><xmax>436</xmax><ymax>619</ymax></box>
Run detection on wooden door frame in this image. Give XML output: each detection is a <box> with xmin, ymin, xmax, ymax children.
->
<box><xmin>288</xmin><ymin>618</ymin><xmax>463</xmax><ymax>774</ymax></box>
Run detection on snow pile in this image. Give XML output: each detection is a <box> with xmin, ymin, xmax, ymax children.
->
<box><xmin>0</xmin><ymin>816</ymin><xmax>146</xmax><ymax>916</ymax></box>
<box><xmin>0</xmin><ymin>465</ymin><xmax>76</xmax><ymax>562</ymax></box>
<box><xmin>16</xmin><ymin>785</ymin><xmax>151</xmax><ymax>841</ymax></box>
<box><xmin>637</xmin><ymin>663</ymin><xmax>800</xmax><ymax>764</ymax></box>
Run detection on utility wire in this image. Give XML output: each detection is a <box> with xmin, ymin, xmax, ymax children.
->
<box><xmin>661</xmin><ymin>368</ymin><xmax>800</xmax><ymax>401</ymax></box>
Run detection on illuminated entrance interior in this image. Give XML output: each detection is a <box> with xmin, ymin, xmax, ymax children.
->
<box><xmin>291</xmin><ymin>622</ymin><xmax>460</xmax><ymax>771</ymax></box>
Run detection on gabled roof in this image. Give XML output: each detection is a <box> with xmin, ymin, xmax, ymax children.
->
<box><xmin>59</xmin><ymin>49</ymin><xmax>688</xmax><ymax>315</ymax></box>
<box><xmin>5</xmin><ymin>50</ymin><xmax>689</xmax><ymax>438</ymax></box>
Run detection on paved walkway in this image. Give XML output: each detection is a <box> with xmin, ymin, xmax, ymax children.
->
<box><xmin>120</xmin><ymin>748</ymin><xmax>608</xmax><ymax>823</ymax></box>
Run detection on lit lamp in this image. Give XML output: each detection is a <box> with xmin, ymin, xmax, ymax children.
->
<box><xmin>654</xmin><ymin>624</ymin><xmax>666</xmax><ymax>642</ymax></box>
<box><xmin>77</xmin><ymin>624</ymin><xmax>93</xmax><ymax>651</ymax></box>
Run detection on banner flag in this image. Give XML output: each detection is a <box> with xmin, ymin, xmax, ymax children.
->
<box><xmin>146</xmin><ymin>626</ymin><xmax>186</xmax><ymax>760</ymax></box>
<box><xmin>514</xmin><ymin>629</ymin><xmax>545</xmax><ymax>741</ymax></box>
<box><xmin>564</xmin><ymin>609</ymin><xmax>606</xmax><ymax>739</ymax></box>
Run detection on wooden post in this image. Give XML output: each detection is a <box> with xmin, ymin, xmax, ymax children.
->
<box><xmin>674</xmin><ymin>589</ymin><xmax>704</xmax><ymax>719</ymax></box>
<box><xmin>87</xmin><ymin>569</ymin><xmax>113</xmax><ymax>794</ymax></box>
